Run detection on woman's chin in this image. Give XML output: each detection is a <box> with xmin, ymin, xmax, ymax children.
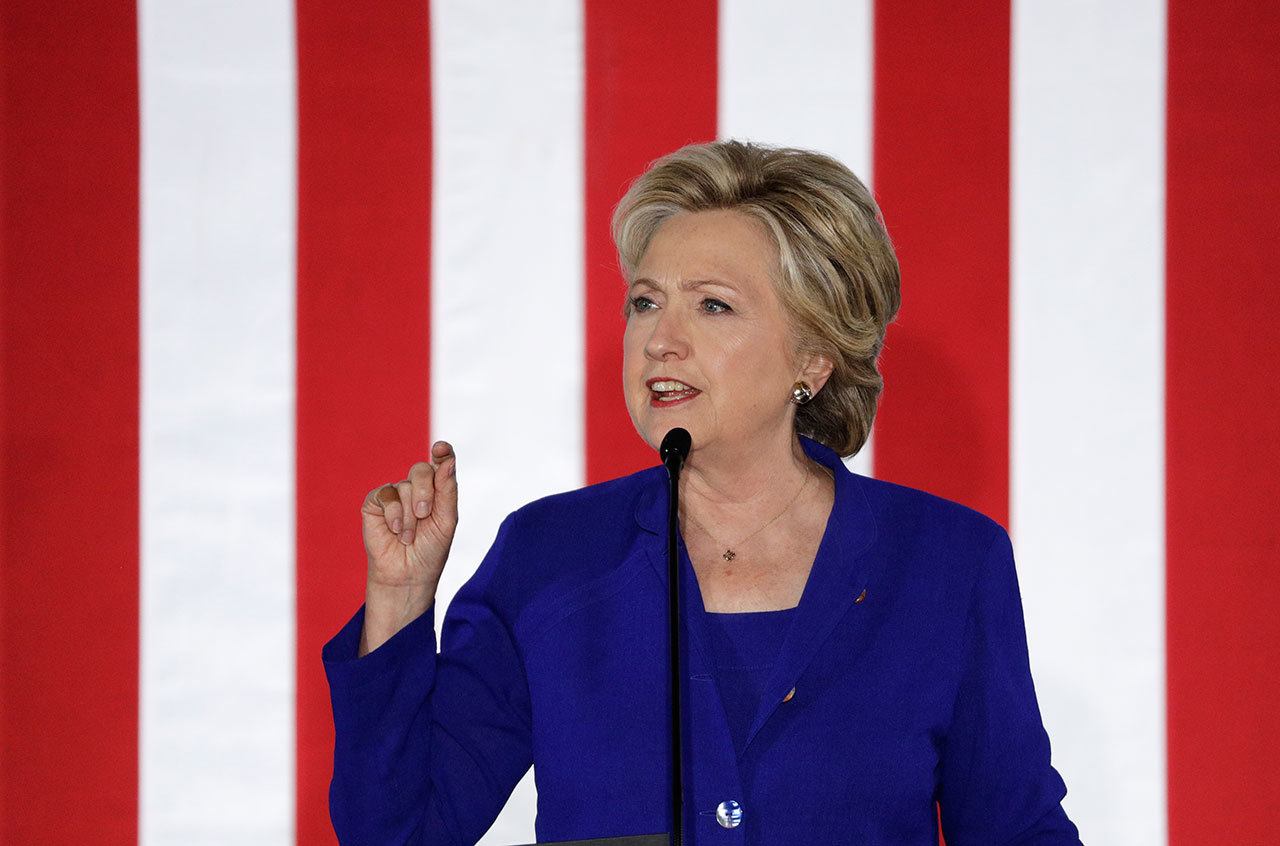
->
<box><xmin>640</xmin><ymin>415</ymin><xmax>700</xmax><ymax>449</ymax></box>
<box><xmin>628</xmin><ymin>398</ymin><xmax>706</xmax><ymax>451</ymax></box>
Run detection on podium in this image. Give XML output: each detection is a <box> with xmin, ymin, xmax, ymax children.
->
<box><xmin>514</xmin><ymin>837</ymin><xmax>669</xmax><ymax>845</ymax></box>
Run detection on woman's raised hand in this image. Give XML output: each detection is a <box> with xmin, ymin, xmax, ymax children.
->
<box><xmin>361</xmin><ymin>440</ymin><xmax>459</xmax><ymax>597</ymax></box>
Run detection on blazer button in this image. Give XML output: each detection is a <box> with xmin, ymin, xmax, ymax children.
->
<box><xmin>782</xmin><ymin>686</ymin><xmax>796</xmax><ymax>703</ymax></box>
<box><xmin>715</xmin><ymin>799</ymin><xmax>743</xmax><ymax>828</ymax></box>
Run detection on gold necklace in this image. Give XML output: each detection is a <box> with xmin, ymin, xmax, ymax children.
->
<box><xmin>681</xmin><ymin>465</ymin><xmax>817</xmax><ymax>562</ymax></box>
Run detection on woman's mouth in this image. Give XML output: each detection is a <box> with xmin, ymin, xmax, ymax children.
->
<box><xmin>648</xmin><ymin>379</ymin><xmax>701</xmax><ymax>407</ymax></box>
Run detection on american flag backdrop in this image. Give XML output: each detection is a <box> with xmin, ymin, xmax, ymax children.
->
<box><xmin>2</xmin><ymin>1</ymin><xmax>1277</xmax><ymax>844</ymax></box>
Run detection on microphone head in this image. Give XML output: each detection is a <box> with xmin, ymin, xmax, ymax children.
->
<box><xmin>659</xmin><ymin>428</ymin><xmax>692</xmax><ymax>469</ymax></box>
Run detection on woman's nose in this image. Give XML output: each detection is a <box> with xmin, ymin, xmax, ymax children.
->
<box><xmin>645</xmin><ymin>308</ymin><xmax>690</xmax><ymax>361</ymax></box>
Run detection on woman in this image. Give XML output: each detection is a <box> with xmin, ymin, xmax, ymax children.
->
<box><xmin>322</xmin><ymin>140</ymin><xmax>1082</xmax><ymax>845</ymax></box>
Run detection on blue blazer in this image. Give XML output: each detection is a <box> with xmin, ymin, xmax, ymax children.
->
<box><xmin>322</xmin><ymin>436</ymin><xmax>1082</xmax><ymax>845</ymax></box>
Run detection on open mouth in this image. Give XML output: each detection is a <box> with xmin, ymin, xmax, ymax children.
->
<box><xmin>647</xmin><ymin>378</ymin><xmax>701</xmax><ymax>405</ymax></box>
<box><xmin>653</xmin><ymin>389</ymin><xmax>700</xmax><ymax>403</ymax></box>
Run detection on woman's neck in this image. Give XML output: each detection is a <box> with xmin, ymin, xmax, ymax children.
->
<box><xmin>679</xmin><ymin>431</ymin><xmax>821</xmax><ymax>520</ymax></box>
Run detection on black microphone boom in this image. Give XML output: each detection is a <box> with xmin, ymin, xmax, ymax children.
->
<box><xmin>659</xmin><ymin>427</ymin><xmax>690</xmax><ymax>845</ymax></box>
<box><xmin>509</xmin><ymin>431</ymin><xmax>690</xmax><ymax>846</ymax></box>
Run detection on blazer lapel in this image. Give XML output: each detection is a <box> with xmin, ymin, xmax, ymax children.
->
<box><xmin>635</xmin><ymin>471</ymin><xmax>714</xmax><ymax>678</ymax></box>
<box><xmin>737</xmin><ymin>438</ymin><xmax>879</xmax><ymax>757</ymax></box>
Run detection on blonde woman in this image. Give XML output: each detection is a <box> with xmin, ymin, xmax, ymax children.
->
<box><xmin>323</xmin><ymin>140</ymin><xmax>1082</xmax><ymax>845</ymax></box>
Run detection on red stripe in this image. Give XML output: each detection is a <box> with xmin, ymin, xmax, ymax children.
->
<box><xmin>871</xmin><ymin>6</ymin><xmax>1010</xmax><ymax>839</ymax></box>
<box><xmin>870</xmin><ymin>0</ymin><xmax>1011</xmax><ymax>531</ymax></box>
<box><xmin>294</xmin><ymin>4</ymin><xmax>433</xmax><ymax>843</ymax></box>
<box><xmin>1166</xmin><ymin>1</ymin><xmax>1280</xmax><ymax>842</ymax></box>
<box><xmin>0</xmin><ymin>2</ymin><xmax>140</xmax><ymax>842</ymax></box>
<box><xmin>584</xmin><ymin>0</ymin><xmax>719</xmax><ymax>484</ymax></box>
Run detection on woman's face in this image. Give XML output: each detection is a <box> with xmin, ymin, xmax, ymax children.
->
<box><xmin>622</xmin><ymin>208</ymin><xmax>828</xmax><ymax>458</ymax></box>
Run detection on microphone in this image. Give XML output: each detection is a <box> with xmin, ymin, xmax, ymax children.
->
<box><xmin>659</xmin><ymin>428</ymin><xmax>690</xmax><ymax>845</ymax></box>
<box><xmin>660</xmin><ymin>427</ymin><xmax>691</xmax><ymax>472</ymax></box>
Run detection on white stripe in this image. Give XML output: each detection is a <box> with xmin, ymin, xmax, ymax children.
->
<box><xmin>717</xmin><ymin>0</ymin><xmax>878</xmax><ymax>477</ymax></box>
<box><xmin>430</xmin><ymin>1</ymin><xmax>585</xmax><ymax>840</ymax></box>
<box><xmin>1011</xmin><ymin>1</ymin><xmax>1166</xmax><ymax>841</ymax></box>
<box><xmin>139</xmin><ymin>3</ymin><xmax>296</xmax><ymax>843</ymax></box>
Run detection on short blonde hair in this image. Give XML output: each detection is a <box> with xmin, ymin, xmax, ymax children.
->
<box><xmin>610</xmin><ymin>139</ymin><xmax>902</xmax><ymax>458</ymax></box>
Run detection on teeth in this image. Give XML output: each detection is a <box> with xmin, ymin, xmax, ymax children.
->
<box><xmin>650</xmin><ymin>380</ymin><xmax>694</xmax><ymax>391</ymax></box>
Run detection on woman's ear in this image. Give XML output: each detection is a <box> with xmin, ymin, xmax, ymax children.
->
<box><xmin>800</xmin><ymin>352</ymin><xmax>835</xmax><ymax>396</ymax></box>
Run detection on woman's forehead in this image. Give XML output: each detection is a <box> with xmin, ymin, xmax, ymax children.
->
<box><xmin>633</xmin><ymin>211</ymin><xmax>780</xmax><ymax>289</ymax></box>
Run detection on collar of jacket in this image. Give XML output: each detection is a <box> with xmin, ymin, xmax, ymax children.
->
<box><xmin>632</xmin><ymin>434</ymin><xmax>881</xmax><ymax>760</ymax></box>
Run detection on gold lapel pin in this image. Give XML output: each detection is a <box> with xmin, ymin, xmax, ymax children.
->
<box><xmin>854</xmin><ymin>588</ymin><xmax>867</xmax><ymax>604</ymax></box>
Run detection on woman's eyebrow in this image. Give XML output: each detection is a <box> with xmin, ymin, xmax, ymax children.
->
<box><xmin>627</xmin><ymin>277</ymin><xmax>739</xmax><ymax>292</ymax></box>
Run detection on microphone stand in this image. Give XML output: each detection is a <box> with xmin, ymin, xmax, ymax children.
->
<box><xmin>510</xmin><ymin>430</ymin><xmax>690</xmax><ymax>846</ymax></box>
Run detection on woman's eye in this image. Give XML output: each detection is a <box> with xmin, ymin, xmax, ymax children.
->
<box><xmin>626</xmin><ymin>294</ymin><xmax>729</xmax><ymax>315</ymax></box>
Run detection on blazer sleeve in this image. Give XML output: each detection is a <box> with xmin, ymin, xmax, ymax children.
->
<box><xmin>936</xmin><ymin>527</ymin><xmax>1084</xmax><ymax>845</ymax></box>
<box><xmin>321</xmin><ymin>513</ymin><xmax>534</xmax><ymax>846</ymax></box>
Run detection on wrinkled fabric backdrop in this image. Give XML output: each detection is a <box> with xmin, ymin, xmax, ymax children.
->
<box><xmin>2</xmin><ymin>1</ymin><xmax>1277</xmax><ymax>844</ymax></box>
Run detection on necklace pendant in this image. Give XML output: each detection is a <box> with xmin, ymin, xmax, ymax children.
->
<box><xmin>722</xmin><ymin>549</ymin><xmax>736</xmax><ymax>561</ymax></box>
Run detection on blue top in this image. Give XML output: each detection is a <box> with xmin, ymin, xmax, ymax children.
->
<box><xmin>699</xmin><ymin>604</ymin><xmax>797</xmax><ymax>759</ymax></box>
<box><xmin>321</xmin><ymin>435</ymin><xmax>1082</xmax><ymax>845</ymax></box>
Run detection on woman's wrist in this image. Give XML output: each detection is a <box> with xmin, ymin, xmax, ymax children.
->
<box><xmin>360</xmin><ymin>580</ymin><xmax>436</xmax><ymax>656</ymax></box>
